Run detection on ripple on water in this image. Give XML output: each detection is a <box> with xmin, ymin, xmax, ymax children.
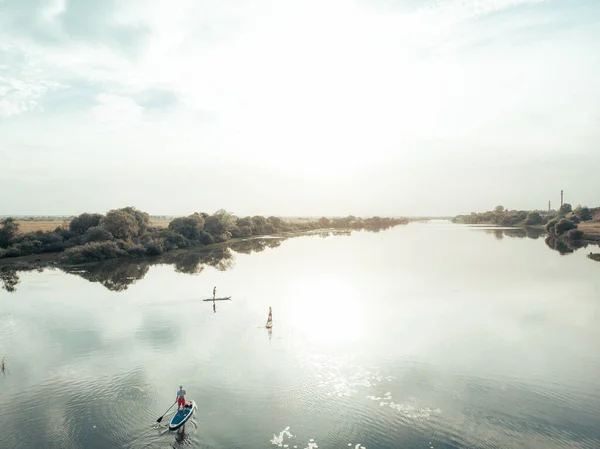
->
<box><xmin>270</xmin><ymin>427</ymin><xmax>320</xmax><ymax>449</ymax></box>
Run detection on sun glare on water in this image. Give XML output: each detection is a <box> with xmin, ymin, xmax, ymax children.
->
<box><xmin>287</xmin><ymin>278</ymin><xmax>364</xmax><ymax>345</ymax></box>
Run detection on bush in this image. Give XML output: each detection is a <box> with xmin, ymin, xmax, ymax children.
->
<box><xmin>546</xmin><ymin>218</ymin><xmax>559</xmax><ymax>233</ymax></box>
<box><xmin>126</xmin><ymin>244</ymin><xmax>147</xmax><ymax>257</ymax></box>
<box><xmin>567</xmin><ymin>229</ymin><xmax>584</xmax><ymax>241</ymax></box>
<box><xmin>144</xmin><ymin>242</ymin><xmax>163</xmax><ymax>256</ymax></box>
<box><xmin>70</xmin><ymin>213</ymin><xmax>103</xmax><ymax>235</ymax></box>
<box><xmin>168</xmin><ymin>214</ymin><xmax>205</xmax><ymax>240</ymax></box>
<box><xmin>163</xmin><ymin>231</ymin><xmax>189</xmax><ymax>249</ymax></box>
<box><xmin>101</xmin><ymin>210</ymin><xmax>139</xmax><ymax>240</ymax></box>
<box><xmin>524</xmin><ymin>212</ymin><xmax>542</xmax><ymax>226</ymax></box>
<box><xmin>55</xmin><ymin>228</ymin><xmax>76</xmax><ymax>241</ymax></box>
<box><xmin>82</xmin><ymin>226</ymin><xmax>114</xmax><ymax>243</ymax></box>
<box><xmin>18</xmin><ymin>239</ymin><xmax>43</xmax><ymax>255</ymax></box>
<box><xmin>5</xmin><ymin>246</ymin><xmax>22</xmax><ymax>257</ymax></box>
<box><xmin>0</xmin><ymin>248</ymin><xmax>6</xmax><ymax>258</ymax></box>
<box><xmin>554</xmin><ymin>219</ymin><xmax>577</xmax><ymax>235</ymax></box>
<box><xmin>200</xmin><ymin>231</ymin><xmax>214</xmax><ymax>245</ymax></box>
<box><xmin>60</xmin><ymin>241</ymin><xmax>125</xmax><ymax>264</ymax></box>
<box><xmin>229</xmin><ymin>226</ymin><xmax>243</xmax><ymax>239</ymax></box>
<box><xmin>578</xmin><ymin>207</ymin><xmax>593</xmax><ymax>221</ymax></box>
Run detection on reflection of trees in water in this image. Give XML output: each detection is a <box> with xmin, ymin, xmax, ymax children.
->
<box><xmin>162</xmin><ymin>247</ymin><xmax>235</xmax><ymax>274</ymax></box>
<box><xmin>485</xmin><ymin>227</ymin><xmax>545</xmax><ymax>240</ymax></box>
<box><xmin>1</xmin><ymin>265</ymin><xmax>43</xmax><ymax>293</ymax></box>
<box><xmin>544</xmin><ymin>236</ymin><xmax>590</xmax><ymax>256</ymax></box>
<box><xmin>2</xmin><ymin>237</ymin><xmax>280</xmax><ymax>292</ymax></box>
<box><xmin>332</xmin><ymin>230</ymin><xmax>352</xmax><ymax>236</ymax></box>
<box><xmin>1</xmin><ymin>269</ymin><xmax>20</xmax><ymax>293</ymax></box>
<box><xmin>503</xmin><ymin>229</ymin><xmax>526</xmax><ymax>239</ymax></box>
<box><xmin>229</xmin><ymin>238</ymin><xmax>282</xmax><ymax>254</ymax></box>
<box><xmin>524</xmin><ymin>227</ymin><xmax>545</xmax><ymax>239</ymax></box>
<box><xmin>62</xmin><ymin>261</ymin><xmax>151</xmax><ymax>292</ymax></box>
<box><xmin>482</xmin><ymin>226</ymin><xmax>595</xmax><ymax>256</ymax></box>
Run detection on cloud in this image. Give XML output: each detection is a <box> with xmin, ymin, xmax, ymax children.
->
<box><xmin>90</xmin><ymin>93</ymin><xmax>144</xmax><ymax>129</ymax></box>
<box><xmin>0</xmin><ymin>0</ymin><xmax>599</xmax><ymax>215</ymax></box>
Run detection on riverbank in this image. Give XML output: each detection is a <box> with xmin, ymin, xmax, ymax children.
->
<box><xmin>460</xmin><ymin>221</ymin><xmax>600</xmax><ymax>243</ymax></box>
<box><xmin>1</xmin><ymin>209</ymin><xmax>409</xmax><ymax>265</ymax></box>
<box><xmin>0</xmin><ymin>227</ymin><xmax>371</xmax><ymax>269</ymax></box>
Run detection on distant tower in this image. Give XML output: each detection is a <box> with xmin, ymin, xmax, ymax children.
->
<box><xmin>560</xmin><ymin>190</ymin><xmax>564</xmax><ymax>208</ymax></box>
<box><xmin>548</xmin><ymin>201</ymin><xmax>551</xmax><ymax>212</ymax></box>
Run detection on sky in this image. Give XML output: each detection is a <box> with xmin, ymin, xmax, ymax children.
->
<box><xmin>1</xmin><ymin>0</ymin><xmax>599</xmax><ymax>217</ymax></box>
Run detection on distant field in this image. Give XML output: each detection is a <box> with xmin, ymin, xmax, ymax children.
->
<box><xmin>150</xmin><ymin>219</ymin><xmax>171</xmax><ymax>228</ymax></box>
<box><xmin>15</xmin><ymin>219</ymin><xmax>172</xmax><ymax>233</ymax></box>
<box><xmin>16</xmin><ymin>220</ymin><xmax>68</xmax><ymax>233</ymax></box>
<box><xmin>579</xmin><ymin>222</ymin><xmax>600</xmax><ymax>238</ymax></box>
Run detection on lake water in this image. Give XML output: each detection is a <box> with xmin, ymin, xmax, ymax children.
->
<box><xmin>1</xmin><ymin>221</ymin><xmax>599</xmax><ymax>449</ymax></box>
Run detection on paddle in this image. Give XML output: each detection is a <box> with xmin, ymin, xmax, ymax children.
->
<box><xmin>156</xmin><ymin>400</ymin><xmax>177</xmax><ymax>423</ymax></box>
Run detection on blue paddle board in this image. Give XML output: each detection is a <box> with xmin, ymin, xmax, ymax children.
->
<box><xmin>169</xmin><ymin>400</ymin><xmax>196</xmax><ymax>431</ymax></box>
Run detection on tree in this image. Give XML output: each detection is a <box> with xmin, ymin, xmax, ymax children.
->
<box><xmin>69</xmin><ymin>213</ymin><xmax>103</xmax><ymax>235</ymax></box>
<box><xmin>574</xmin><ymin>206</ymin><xmax>593</xmax><ymax>221</ymax></box>
<box><xmin>100</xmin><ymin>210</ymin><xmax>139</xmax><ymax>240</ymax></box>
<box><xmin>168</xmin><ymin>213</ymin><xmax>205</xmax><ymax>240</ymax></box>
<box><xmin>251</xmin><ymin>216</ymin><xmax>267</xmax><ymax>235</ymax></box>
<box><xmin>554</xmin><ymin>219</ymin><xmax>577</xmax><ymax>235</ymax></box>
<box><xmin>82</xmin><ymin>226</ymin><xmax>114</xmax><ymax>243</ymax></box>
<box><xmin>318</xmin><ymin>217</ymin><xmax>330</xmax><ymax>228</ymax></box>
<box><xmin>559</xmin><ymin>203</ymin><xmax>572</xmax><ymax>216</ymax></box>
<box><xmin>494</xmin><ymin>205</ymin><xmax>505</xmax><ymax>214</ymax></box>
<box><xmin>267</xmin><ymin>216</ymin><xmax>284</xmax><ymax>230</ymax></box>
<box><xmin>212</xmin><ymin>209</ymin><xmax>236</xmax><ymax>230</ymax></box>
<box><xmin>118</xmin><ymin>207</ymin><xmax>150</xmax><ymax>234</ymax></box>
<box><xmin>204</xmin><ymin>216</ymin><xmax>226</xmax><ymax>236</ymax></box>
<box><xmin>524</xmin><ymin>211</ymin><xmax>542</xmax><ymax>226</ymax></box>
<box><xmin>0</xmin><ymin>218</ymin><xmax>20</xmax><ymax>248</ymax></box>
<box><xmin>236</xmin><ymin>217</ymin><xmax>252</xmax><ymax>229</ymax></box>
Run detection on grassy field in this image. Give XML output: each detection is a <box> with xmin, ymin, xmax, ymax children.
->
<box><xmin>15</xmin><ymin>220</ymin><xmax>68</xmax><ymax>233</ymax></box>
<box><xmin>579</xmin><ymin>222</ymin><xmax>600</xmax><ymax>239</ymax></box>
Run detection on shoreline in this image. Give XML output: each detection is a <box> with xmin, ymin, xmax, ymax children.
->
<box><xmin>0</xmin><ymin>227</ymin><xmax>378</xmax><ymax>270</ymax></box>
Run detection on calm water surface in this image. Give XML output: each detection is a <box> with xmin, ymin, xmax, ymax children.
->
<box><xmin>1</xmin><ymin>221</ymin><xmax>599</xmax><ymax>449</ymax></box>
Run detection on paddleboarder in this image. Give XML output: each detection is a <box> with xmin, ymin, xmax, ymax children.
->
<box><xmin>176</xmin><ymin>385</ymin><xmax>186</xmax><ymax>413</ymax></box>
<box><xmin>268</xmin><ymin>306</ymin><xmax>272</xmax><ymax>321</ymax></box>
<box><xmin>213</xmin><ymin>286</ymin><xmax>216</xmax><ymax>300</ymax></box>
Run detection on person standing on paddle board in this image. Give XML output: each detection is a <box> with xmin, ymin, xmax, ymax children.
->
<box><xmin>213</xmin><ymin>286</ymin><xmax>216</xmax><ymax>300</ymax></box>
<box><xmin>176</xmin><ymin>386</ymin><xmax>186</xmax><ymax>413</ymax></box>
<box><xmin>268</xmin><ymin>306</ymin><xmax>272</xmax><ymax>322</ymax></box>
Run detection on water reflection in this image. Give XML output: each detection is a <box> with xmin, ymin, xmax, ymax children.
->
<box><xmin>481</xmin><ymin>226</ymin><xmax>600</xmax><ymax>256</ymax></box>
<box><xmin>160</xmin><ymin>247</ymin><xmax>235</xmax><ymax>274</ymax></box>
<box><xmin>1</xmin><ymin>264</ymin><xmax>42</xmax><ymax>293</ymax></box>
<box><xmin>63</xmin><ymin>261</ymin><xmax>150</xmax><ymax>292</ymax></box>
<box><xmin>484</xmin><ymin>227</ymin><xmax>545</xmax><ymax>240</ymax></box>
<box><xmin>229</xmin><ymin>237</ymin><xmax>282</xmax><ymax>254</ymax></box>
<box><xmin>544</xmin><ymin>235</ymin><xmax>590</xmax><ymax>255</ymax></box>
<box><xmin>3</xmin><ymin>227</ymin><xmax>597</xmax><ymax>294</ymax></box>
<box><xmin>1</xmin><ymin>237</ymin><xmax>284</xmax><ymax>293</ymax></box>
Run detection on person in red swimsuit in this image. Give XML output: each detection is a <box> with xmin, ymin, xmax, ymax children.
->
<box><xmin>176</xmin><ymin>385</ymin><xmax>186</xmax><ymax>413</ymax></box>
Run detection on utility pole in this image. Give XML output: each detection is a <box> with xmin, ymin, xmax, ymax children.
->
<box><xmin>548</xmin><ymin>201</ymin><xmax>551</xmax><ymax>212</ymax></box>
<box><xmin>560</xmin><ymin>190</ymin><xmax>564</xmax><ymax>208</ymax></box>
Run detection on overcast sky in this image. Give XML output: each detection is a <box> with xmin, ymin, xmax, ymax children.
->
<box><xmin>1</xmin><ymin>0</ymin><xmax>599</xmax><ymax>217</ymax></box>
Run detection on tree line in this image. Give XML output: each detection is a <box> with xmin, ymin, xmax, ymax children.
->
<box><xmin>453</xmin><ymin>204</ymin><xmax>597</xmax><ymax>227</ymax></box>
<box><xmin>0</xmin><ymin>208</ymin><xmax>408</xmax><ymax>264</ymax></box>
<box><xmin>453</xmin><ymin>203</ymin><xmax>599</xmax><ymax>247</ymax></box>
